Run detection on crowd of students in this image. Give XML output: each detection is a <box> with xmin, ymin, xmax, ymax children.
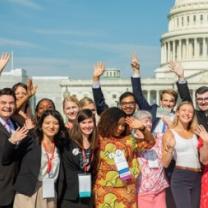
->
<box><xmin>0</xmin><ymin>52</ymin><xmax>208</xmax><ymax>208</ymax></box>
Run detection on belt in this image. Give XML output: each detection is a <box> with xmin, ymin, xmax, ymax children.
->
<box><xmin>176</xmin><ymin>165</ymin><xmax>201</xmax><ymax>173</ymax></box>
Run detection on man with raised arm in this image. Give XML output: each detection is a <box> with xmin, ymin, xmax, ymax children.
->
<box><xmin>169</xmin><ymin>61</ymin><xmax>208</xmax><ymax>130</ymax></box>
<box><xmin>131</xmin><ymin>55</ymin><xmax>178</xmax><ymax>133</ymax></box>
<box><xmin>92</xmin><ymin>62</ymin><xmax>137</xmax><ymax>116</ymax></box>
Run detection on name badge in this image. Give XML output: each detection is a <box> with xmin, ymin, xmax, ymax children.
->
<box><xmin>78</xmin><ymin>174</ymin><xmax>91</xmax><ymax>198</ymax></box>
<box><xmin>146</xmin><ymin>150</ymin><xmax>159</xmax><ymax>169</ymax></box>
<box><xmin>42</xmin><ymin>178</ymin><xmax>55</xmax><ymax>198</ymax></box>
<box><xmin>114</xmin><ymin>149</ymin><xmax>131</xmax><ymax>181</ymax></box>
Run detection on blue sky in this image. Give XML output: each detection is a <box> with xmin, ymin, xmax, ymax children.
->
<box><xmin>0</xmin><ymin>0</ymin><xmax>175</xmax><ymax>79</ymax></box>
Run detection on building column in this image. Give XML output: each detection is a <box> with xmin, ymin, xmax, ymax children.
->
<box><xmin>178</xmin><ymin>39</ymin><xmax>182</xmax><ymax>61</ymax></box>
<box><xmin>167</xmin><ymin>42</ymin><xmax>170</xmax><ymax>62</ymax></box>
<box><xmin>156</xmin><ymin>90</ymin><xmax>160</xmax><ymax>105</ymax></box>
<box><xmin>203</xmin><ymin>38</ymin><xmax>207</xmax><ymax>58</ymax></box>
<box><xmin>161</xmin><ymin>43</ymin><xmax>164</xmax><ymax>64</ymax></box>
<box><xmin>194</xmin><ymin>38</ymin><xmax>198</xmax><ymax>58</ymax></box>
<box><xmin>173</xmin><ymin>40</ymin><xmax>176</xmax><ymax>61</ymax></box>
<box><xmin>147</xmin><ymin>90</ymin><xmax>151</xmax><ymax>104</ymax></box>
<box><xmin>165</xmin><ymin>42</ymin><xmax>168</xmax><ymax>63</ymax></box>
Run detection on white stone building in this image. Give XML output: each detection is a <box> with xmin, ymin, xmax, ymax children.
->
<box><xmin>1</xmin><ymin>0</ymin><xmax>208</xmax><ymax>114</ymax></box>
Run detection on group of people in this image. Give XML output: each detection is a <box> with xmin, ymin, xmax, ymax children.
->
<box><xmin>0</xmin><ymin>52</ymin><xmax>208</xmax><ymax>208</ymax></box>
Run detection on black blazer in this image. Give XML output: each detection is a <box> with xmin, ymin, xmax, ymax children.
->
<box><xmin>0</xmin><ymin>121</ymin><xmax>19</xmax><ymax>206</ymax></box>
<box><xmin>2</xmin><ymin>135</ymin><xmax>42</xmax><ymax>196</ymax></box>
<box><xmin>177</xmin><ymin>81</ymin><xmax>208</xmax><ymax>130</ymax></box>
<box><xmin>131</xmin><ymin>77</ymin><xmax>159</xmax><ymax>131</ymax></box>
<box><xmin>58</xmin><ymin>139</ymin><xmax>94</xmax><ymax>202</ymax></box>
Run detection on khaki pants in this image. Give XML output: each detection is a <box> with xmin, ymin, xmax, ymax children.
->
<box><xmin>13</xmin><ymin>182</ymin><xmax>56</xmax><ymax>208</ymax></box>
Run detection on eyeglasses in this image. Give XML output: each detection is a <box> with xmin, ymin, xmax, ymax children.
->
<box><xmin>120</xmin><ymin>101</ymin><xmax>136</xmax><ymax>106</ymax></box>
<box><xmin>196</xmin><ymin>97</ymin><xmax>208</xmax><ymax>102</ymax></box>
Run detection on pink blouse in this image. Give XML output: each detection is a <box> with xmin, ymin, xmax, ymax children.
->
<box><xmin>137</xmin><ymin>133</ymin><xmax>169</xmax><ymax>195</ymax></box>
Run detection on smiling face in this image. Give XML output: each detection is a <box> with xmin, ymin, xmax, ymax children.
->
<box><xmin>15</xmin><ymin>86</ymin><xmax>27</xmax><ymax>101</ymax></box>
<box><xmin>196</xmin><ymin>91</ymin><xmax>208</xmax><ymax>112</ymax></box>
<box><xmin>176</xmin><ymin>103</ymin><xmax>194</xmax><ymax>125</ymax></box>
<box><xmin>0</xmin><ymin>95</ymin><xmax>16</xmax><ymax>120</ymax></box>
<box><xmin>160</xmin><ymin>93</ymin><xmax>176</xmax><ymax>111</ymax></box>
<box><xmin>79</xmin><ymin>117</ymin><xmax>95</xmax><ymax>137</ymax></box>
<box><xmin>42</xmin><ymin>115</ymin><xmax>60</xmax><ymax>139</ymax></box>
<box><xmin>120</xmin><ymin>95</ymin><xmax>136</xmax><ymax>116</ymax></box>
<box><xmin>140</xmin><ymin>117</ymin><xmax>152</xmax><ymax>132</ymax></box>
<box><xmin>113</xmin><ymin>117</ymin><xmax>126</xmax><ymax>138</ymax></box>
<box><xmin>36</xmin><ymin>100</ymin><xmax>55</xmax><ymax>119</ymax></box>
<box><xmin>63</xmin><ymin>100</ymin><xmax>79</xmax><ymax>121</ymax></box>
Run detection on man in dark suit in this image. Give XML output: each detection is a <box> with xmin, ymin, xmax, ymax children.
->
<box><xmin>130</xmin><ymin>55</ymin><xmax>178</xmax><ymax>132</ymax></box>
<box><xmin>92</xmin><ymin>62</ymin><xmax>137</xmax><ymax>116</ymax></box>
<box><xmin>169</xmin><ymin>61</ymin><xmax>208</xmax><ymax>131</ymax></box>
<box><xmin>0</xmin><ymin>88</ymin><xmax>20</xmax><ymax>208</ymax></box>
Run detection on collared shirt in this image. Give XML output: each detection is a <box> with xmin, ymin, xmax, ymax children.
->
<box><xmin>0</xmin><ymin>117</ymin><xmax>15</xmax><ymax>133</ymax></box>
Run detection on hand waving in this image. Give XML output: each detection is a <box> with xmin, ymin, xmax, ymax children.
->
<box><xmin>168</xmin><ymin>61</ymin><xmax>184</xmax><ymax>80</ymax></box>
<box><xmin>0</xmin><ymin>52</ymin><xmax>10</xmax><ymax>73</ymax></box>
<box><xmin>92</xmin><ymin>62</ymin><xmax>105</xmax><ymax>81</ymax></box>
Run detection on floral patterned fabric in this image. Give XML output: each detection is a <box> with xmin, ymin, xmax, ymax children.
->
<box><xmin>94</xmin><ymin>135</ymin><xmax>140</xmax><ymax>208</ymax></box>
<box><xmin>137</xmin><ymin>133</ymin><xmax>169</xmax><ymax>195</ymax></box>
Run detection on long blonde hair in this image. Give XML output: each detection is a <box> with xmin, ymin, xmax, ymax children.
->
<box><xmin>171</xmin><ymin>101</ymin><xmax>198</xmax><ymax>132</ymax></box>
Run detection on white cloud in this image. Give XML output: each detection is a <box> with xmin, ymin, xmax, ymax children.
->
<box><xmin>7</xmin><ymin>0</ymin><xmax>43</xmax><ymax>10</ymax></box>
<box><xmin>0</xmin><ymin>37</ymin><xmax>41</xmax><ymax>48</ymax></box>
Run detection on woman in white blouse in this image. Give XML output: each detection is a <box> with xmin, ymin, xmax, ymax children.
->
<box><xmin>2</xmin><ymin>110</ymin><xmax>67</xmax><ymax>208</ymax></box>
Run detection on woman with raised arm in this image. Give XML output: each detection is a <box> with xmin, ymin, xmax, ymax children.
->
<box><xmin>12</xmin><ymin>80</ymin><xmax>37</xmax><ymax>125</ymax></box>
<box><xmin>162</xmin><ymin>101</ymin><xmax>208</xmax><ymax>208</ymax></box>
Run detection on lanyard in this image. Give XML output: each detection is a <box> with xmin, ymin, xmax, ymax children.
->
<box><xmin>82</xmin><ymin>149</ymin><xmax>94</xmax><ymax>172</ymax></box>
<box><xmin>43</xmin><ymin>142</ymin><xmax>55</xmax><ymax>174</ymax></box>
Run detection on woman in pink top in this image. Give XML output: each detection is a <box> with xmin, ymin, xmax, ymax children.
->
<box><xmin>133</xmin><ymin>110</ymin><xmax>168</xmax><ymax>208</ymax></box>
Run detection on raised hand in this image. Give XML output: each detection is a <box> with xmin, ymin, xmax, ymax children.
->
<box><xmin>25</xmin><ymin>117</ymin><xmax>35</xmax><ymax>130</ymax></box>
<box><xmin>125</xmin><ymin>116</ymin><xmax>144</xmax><ymax>130</ymax></box>
<box><xmin>0</xmin><ymin>52</ymin><xmax>10</xmax><ymax>73</ymax></box>
<box><xmin>131</xmin><ymin>54</ymin><xmax>140</xmax><ymax>73</ymax></box>
<box><xmin>168</xmin><ymin>61</ymin><xmax>184</xmax><ymax>80</ymax></box>
<box><xmin>195</xmin><ymin>125</ymin><xmax>208</xmax><ymax>144</ymax></box>
<box><xmin>92</xmin><ymin>62</ymin><xmax>105</xmax><ymax>81</ymax></box>
<box><xmin>9</xmin><ymin>126</ymin><xmax>29</xmax><ymax>144</ymax></box>
<box><xmin>26</xmin><ymin>79</ymin><xmax>38</xmax><ymax>98</ymax></box>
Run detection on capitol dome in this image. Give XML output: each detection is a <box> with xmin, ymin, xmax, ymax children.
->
<box><xmin>155</xmin><ymin>0</ymin><xmax>208</xmax><ymax>78</ymax></box>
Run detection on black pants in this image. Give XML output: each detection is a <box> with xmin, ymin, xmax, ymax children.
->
<box><xmin>60</xmin><ymin>198</ymin><xmax>93</xmax><ymax>208</ymax></box>
<box><xmin>171</xmin><ymin>168</ymin><xmax>201</xmax><ymax>208</ymax></box>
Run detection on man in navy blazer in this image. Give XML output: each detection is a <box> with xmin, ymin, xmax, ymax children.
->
<box><xmin>0</xmin><ymin>88</ymin><xmax>20</xmax><ymax>208</ymax></box>
<box><xmin>130</xmin><ymin>55</ymin><xmax>178</xmax><ymax>132</ymax></box>
<box><xmin>169</xmin><ymin>61</ymin><xmax>208</xmax><ymax>131</ymax></box>
<box><xmin>92</xmin><ymin>62</ymin><xmax>138</xmax><ymax>117</ymax></box>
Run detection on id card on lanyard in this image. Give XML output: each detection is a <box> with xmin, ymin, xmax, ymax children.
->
<box><xmin>78</xmin><ymin>150</ymin><xmax>93</xmax><ymax>198</ymax></box>
<box><xmin>42</xmin><ymin>142</ymin><xmax>56</xmax><ymax>199</ymax></box>
<box><xmin>114</xmin><ymin>149</ymin><xmax>131</xmax><ymax>181</ymax></box>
